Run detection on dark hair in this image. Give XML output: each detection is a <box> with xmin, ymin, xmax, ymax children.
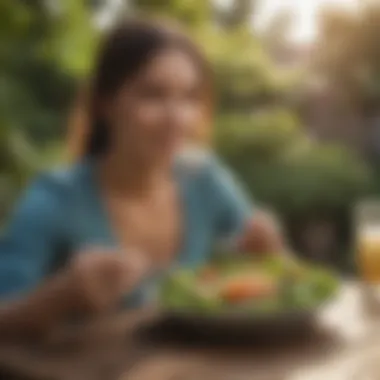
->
<box><xmin>69</xmin><ymin>18</ymin><xmax>213</xmax><ymax>159</ymax></box>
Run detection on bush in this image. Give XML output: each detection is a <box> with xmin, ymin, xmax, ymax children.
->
<box><xmin>215</xmin><ymin>110</ymin><xmax>373</xmax><ymax>217</ymax></box>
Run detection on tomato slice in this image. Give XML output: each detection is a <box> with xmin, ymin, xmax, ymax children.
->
<box><xmin>221</xmin><ymin>277</ymin><xmax>275</xmax><ymax>303</ymax></box>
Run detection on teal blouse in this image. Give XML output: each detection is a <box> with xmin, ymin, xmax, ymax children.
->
<box><xmin>0</xmin><ymin>150</ymin><xmax>252</xmax><ymax>307</ymax></box>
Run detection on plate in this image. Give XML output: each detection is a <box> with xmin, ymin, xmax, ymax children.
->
<box><xmin>157</xmin><ymin>257</ymin><xmax>339</xmax><ymax>341</ymax></box>
<box><xmin>152</xmin><ymin>309</ymin><xmax>318</xmax><ymax>344</ymax></box>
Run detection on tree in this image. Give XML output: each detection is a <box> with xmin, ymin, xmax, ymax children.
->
<box><xmin>214</xmin><ymin>0</ymin><xmax>258</xmax><ymax>30</ymax></box>
<box><xmin>129</xmin><ymin>0</ymin><xmax>288</xmax><ymax>112</ymax></box>
<box><xmin>215</xmin><ymin>108</ymin><xmax>372</xmax><ymax>224</ymax></box>
<box><xmin>0</xmin><ymin>0</ymin><xmax>98</xmax><ymax>145</ymax></box>
<box><xmin>314</xmin><ymin>2</ymin><xmax>380</xmax><ymax>116</ymax></box>
<box><xmin>0</xmin><ymin>0</ymin><xmax>98</xmax><ymax>219</ymax></box>
<box><xmin>129</xmin><ymin>0</ymin><xmax>211</xmax><ymax>28</ymax></box>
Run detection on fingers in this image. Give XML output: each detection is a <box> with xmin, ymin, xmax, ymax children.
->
<box><xmin>68</xmin><ymin>248</ymin><xmax>152</xmax><ymax>312</ymax></box>
<box><xmin>116</xmin><ymin>249</ymin><xmax>152</xmax><ymax>290</ymax></box>
<box><xmin>238</xmin><ymin>212</ymin><xmax>285</xmax><ymax>254</ymax></box>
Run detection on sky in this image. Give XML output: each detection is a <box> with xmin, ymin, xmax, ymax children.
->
<box><xmin>256</xmin><ymin>0</ymin><xmax>358</xmax><ymax>42</ymax></box>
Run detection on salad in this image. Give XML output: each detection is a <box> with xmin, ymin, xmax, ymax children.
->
<box><xmin>159</xmin><ymin>256</ymin><xmax>339</xmax><ymax>315</ymax></box>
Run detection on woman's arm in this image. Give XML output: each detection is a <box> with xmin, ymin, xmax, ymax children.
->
<box><xmin>237</xmin><ymin>212</ymin><xmax>285</xmax><ymax>253</ymax></box>
<box><xmin>0</xmin><ymin>176</ymin><xmax>150</xmax><ymax>340</ymax></box>
<box><xmin>206</xmin><ymin>155</ymin><xmax>285</xmax><ymax>253</ymax></box>
<box><xmin>0</xmin><ymin>176</ymin><xmax>80</xmax><ymax>339</ymax></box>
<box><xmin>0</xmin><ymin>272</ymin><xmax>80</xmax><ymax>340</ymax></box>
<box><xmin>0</xmin><ymin>249</ymin><xmax>150</xmax><ymax>341</ymax></box>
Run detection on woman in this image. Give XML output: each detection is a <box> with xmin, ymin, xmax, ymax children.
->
<box><xmin>0</xmin><ymin>19</ymin><xmax>284</xmax><ymax>338</ymax></box>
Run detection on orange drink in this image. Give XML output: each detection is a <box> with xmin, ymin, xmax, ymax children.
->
<box><xmin>358</xmin><ymin>227</ymin><xmax>380</xmax><ymax>283</ymax></box>
<box><xmin>355</xmin><ymin>200</ymin><xmax>380</xmax><ymax>284</ymax></box>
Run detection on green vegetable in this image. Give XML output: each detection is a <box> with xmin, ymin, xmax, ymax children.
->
<box><xmin>158</xmin><ymin>257</ymin><xmax>339</xmax><ymax>315</ymax></box>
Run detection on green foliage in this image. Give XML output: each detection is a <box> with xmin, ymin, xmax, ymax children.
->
<box><xmin>215</xmin><ymin>110</ymin><xmax>372</xmax><ymax>216</ymax></box>
<box><xmin>130</xmin><ymin>0</ymin><xmax>211</xmax><ymax>28</ymax></box>
<box><xmin>0</xmin><ymin>125</ymin><xmax>39</xmax><ymax>220</ymax></box>
<box><xmin>0</xmin><ymin>0</ymin><xmax>97</xmax><ymax>218</ymax></box>
<box><xmin>273</xmin><ymin>146</ymin><xmax>371</xmax><ymax>214</ymax></box>
<box><xmin>315</xmin><ymin>2</ymin><xmax>380</xmax><ymax>113</ymax></box>
<box><xmin>0</xmin><ymin>0</ymin><xmax>375</xmax><ymax>260</ymax></box>
<box><xmin>0</xmin><ymin>0</ymin><xmax>96</xmax><ymax>145</ymax></box>
<box><xmin>192</xmin><ymin>25</ymin><xmax>293</xmax><ymax>111</ymax></box>
<box><xmin>159</xmin><ymin>257</ymin><xmax>339</xmax><ymax>313</ymax></box>
<box><xmin>43</xmin><ymin>0</ymin><xmax>99</xmax><ymax>77</ymax></box>
<box><xmin>215</xmin><ymin>109</ymin><xmax>304</xmax><ymax>162</ymax></box>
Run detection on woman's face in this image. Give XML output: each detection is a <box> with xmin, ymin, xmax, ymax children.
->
<box><xmin>106</xmin><ymin>48</ymin><xmax>204</xmax><ymax>164</ymax></box>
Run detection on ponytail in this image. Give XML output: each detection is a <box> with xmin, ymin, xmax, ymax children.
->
<box><xmin>66</xmin><ymin>86</ymin><xmax>110</xmax><ymax>160</ymax></box>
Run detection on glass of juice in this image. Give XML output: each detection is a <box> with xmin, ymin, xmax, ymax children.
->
<box><xmin>356</xmin><ymin>201</ymin><xmax>380</xmax><ymax>282</ymax></box>
<box><xmin>356</xmin><ymin>200</ymin><xmax>380</xmax><ymax>314</ymax></box>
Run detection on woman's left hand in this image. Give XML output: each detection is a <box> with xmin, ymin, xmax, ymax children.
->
<box><xmin>238</xmin><ymin>211</ymin><xmax>286</xmax><ymax>255</ymax></box>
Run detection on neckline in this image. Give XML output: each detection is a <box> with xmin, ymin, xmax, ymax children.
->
<box><xmin>82</xmin><ymin>158</ymin><xmax>189</xmax><ymax>265</ymax></box>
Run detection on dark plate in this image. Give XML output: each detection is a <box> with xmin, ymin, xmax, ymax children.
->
<box><xmin>153</xmin><ymin>308</ymin><xmax>319</xmax><ymax>344</ymax></box>
<box><xmin>155</xmin><ymin>258</ymin><xmax>340</xmax><ymax>343</ymax></box>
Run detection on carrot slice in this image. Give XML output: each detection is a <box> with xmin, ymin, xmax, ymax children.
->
<box><xmin>221</xmin><ymin>277</ymin><xmax>275</xmax><ymax>303</ymax></box>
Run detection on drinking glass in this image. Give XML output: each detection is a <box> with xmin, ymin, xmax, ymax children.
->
<box><xmin>355</xmin><ymin>200</ymin><xmax>380</xmax><ymax>314</ymax></box>
<box><xmin>356</xmin><ymin>201</ymin><xmax>380</xmax><ymax>282</ymax></box>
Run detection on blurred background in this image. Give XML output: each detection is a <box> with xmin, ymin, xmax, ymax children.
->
<box><xmin>1</xmin><ymin>0</ymin><xmax>380</xmax><ymax>273</ymax></box>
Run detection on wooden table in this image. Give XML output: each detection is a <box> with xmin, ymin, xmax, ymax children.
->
<box><xmin>1</xmin><ymin>282</ymin><xmax>380</xmax><ymax>380</ymax></box>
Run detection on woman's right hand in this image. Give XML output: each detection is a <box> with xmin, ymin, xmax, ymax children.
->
<box><xmin>65</xmin><ymin>248</ymin><xmax>151</xmax><ymax>313</ymax></box>
<box><xmin>0</xmin><ymin>249</ymin><xmax>150</xmax><ymax>341</ymax></box>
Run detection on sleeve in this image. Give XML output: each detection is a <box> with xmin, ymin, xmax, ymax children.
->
<box><xmin>205</xmin><ymin>155</ymin><xmax>253</xmax><ymax>243</ymax></box>
<box><xmin>0</xmin><ymin>175</ymin><xmax>66</xmax><ymax>301</ymax></box>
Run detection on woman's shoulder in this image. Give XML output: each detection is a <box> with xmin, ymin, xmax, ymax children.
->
<box><xmin>175</xmin><ymin>146</ymin><xmax>220</xmax><ymax>178</ymax></box>
<box><xmin>176</xmin><ymin>146</ymin><xmax>249</xmax><ymax>204</ymax></box>
<box><xmin>24</xmin><ymin>161</ymin><xmax>91</xmax><ymax>205</ymax></box>
<box><xmin>4</xmin><ymin>163</ymin><xmax>90</xmax><ymax>235</ymax></box>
